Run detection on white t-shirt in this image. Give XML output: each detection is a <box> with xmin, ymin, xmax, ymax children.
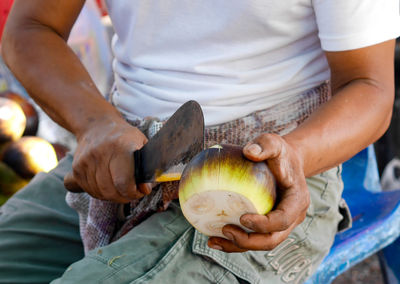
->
<box><xmin>105</xmin><ymin>0</ymin><xmax>400</xmax><ymax>126</ymax></box>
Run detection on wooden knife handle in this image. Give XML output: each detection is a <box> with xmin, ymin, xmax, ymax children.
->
<box><xmin>133</xmin><ymin>150</ymin><xmax>144</xmax><ymax>184</ymax></box>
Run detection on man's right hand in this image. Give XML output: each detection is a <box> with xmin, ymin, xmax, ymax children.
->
<box><xmin>64</xmin><ymin>117</ymin><xmax>152</xmax><ymax>203</ymax></box>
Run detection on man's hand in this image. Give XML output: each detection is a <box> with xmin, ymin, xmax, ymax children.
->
<box><xmin>208</xmin><ymin>133</ymin><xmax>309</xmax><ymax>252</ymax></box>
<box><xmin>64</xmin><ymin>117</ymin><xmax>152</xmax><ymax>203</ymax></box>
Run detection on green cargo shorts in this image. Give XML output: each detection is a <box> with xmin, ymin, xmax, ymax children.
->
<box><xmin>0</xmin><ymin>154</ymin><xmax>344</xmax><ymax>284</ymax></box>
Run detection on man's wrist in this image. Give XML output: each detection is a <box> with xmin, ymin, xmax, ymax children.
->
<box><xmin>281</xmin><ymin>134</ymin><xmax>307</xmax><ymax>177</ymax></box>
<box><xmin>72</xmin><ymin>104</ymin><xmax>125</xmax><ymax>141</ymax></box>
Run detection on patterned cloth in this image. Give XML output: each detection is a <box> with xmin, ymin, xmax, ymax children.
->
<box><xmin>66</xmin><ymin>81</ymin><xmax>331</xmax><ymax>253</ymax></box>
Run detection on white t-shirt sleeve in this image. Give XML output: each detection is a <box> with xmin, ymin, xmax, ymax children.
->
<box><xmin>313</xmin><ymin>0</ymin><xmax>400</xmax><ymax>51</ymax></box>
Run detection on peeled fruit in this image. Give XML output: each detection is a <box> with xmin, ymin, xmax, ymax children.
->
<box><xmin>179</xmin><ymin>144</ymin><xmax>276</xmax><ymax>238</ymax></box>
<box><xmin>0</xmin><ymin>91</ymin><xmax>39</xmax><ymax>136</ymax></box>
<box><xmin>1</xmin><ymin>136</ymin><xmax>58</xmax><ymax>179</ymax></box>
<box><xmin>0</xmin><ymin>97</ymin><xmax>26</xmax><ymax>144</ymax></box>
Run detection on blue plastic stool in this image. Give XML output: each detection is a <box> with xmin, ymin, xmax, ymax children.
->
<box><xmin>380</xmin><ymin>237</ymin><xmax>400</xmax><ymax>283</ymax></box>
<box><xmin>306</xmin><ymin>146</ymin><xmax>400</xmax><ymax>283</ymax></box>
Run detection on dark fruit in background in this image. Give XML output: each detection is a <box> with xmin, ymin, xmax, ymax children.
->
<box><xmin>0</xmin><ymin>97</ymin><xmax>26</xmax><ymax>144</ymax></box>
<box><xmin>51</xmin><ymin>143</ymin><xmax>69</xmax><ymax>161</ymax></box>
<box><xmin>0</xmin><ymin>91</ymin><xmax>39</xmax><ymax>136</ymax></box>
<box><xmin>1</xmin><ymin>136</ymin><xmax>58</xmax><ymax>179</ymax></box>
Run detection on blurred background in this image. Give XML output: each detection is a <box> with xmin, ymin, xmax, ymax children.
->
<box><xmin>0</xmin><ymin>1</ymin><xmax>399</xmax><ymax>283</ymax></box>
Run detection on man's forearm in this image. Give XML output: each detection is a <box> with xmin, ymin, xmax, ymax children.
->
<box><xmin>282</xmin><ymin>40</ymin><xmax>395</xmax><ymax>178</ymax></box>
<box><xmin>284</xmin><ymin>78</ymin><xmax>393</xmax><ymax>178</ymax></box>
<box><xmin>1</xmin><ymin>7</ymin><xmax>123</xmax><ymax>139</ymax></box>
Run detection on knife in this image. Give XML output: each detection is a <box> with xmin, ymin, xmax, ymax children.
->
<box><xmin>64</xmin><ymin>100</ymin><xmax>204</xmax><ymax>192</ymax></box>
<box><xmin>134</xmin><ymin>100</ymin><xmax>204</xmax><ymax>183</ymax></box>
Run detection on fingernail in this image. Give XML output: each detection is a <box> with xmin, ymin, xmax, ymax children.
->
<box><xmin>210</xmin><ymin>244</ymin><xmax>222</xmax><ymax>251</ymax></box>
<box><xmin>246</xmin><ymin>144</ymin><xmax>262</xmax><ymax>155</ymax></box>
<box><xmin>223</xmin><ymin>232</ymin><xmax>234</xmax><ymax>241</ymax></box>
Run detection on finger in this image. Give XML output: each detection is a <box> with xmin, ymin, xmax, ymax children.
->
<box><xmin>243</xmin><ymin>133</ymin><xmax>283</xmax><ymax>162</ymax></box>
<box><xmin>138</xmin><ymin>183</ymin><xmax>152</xmax><ymax>195</ymax></box>
<box><xmin>109</xmin><ymin>150</ymin><xmax>144</xmax><ymax>200</ymax></box>
<box><xmin>95</xmin><ymin>161</ymin><xmax>131</xmax><ymax>203</ymax></box>
<box><xmin>208</xmin><ymin>237</ymin><xmax>248</xmax><ymax>253</ymax></box>
<box><xmin>222</xmin><ymin>223</ymin><xmax>295</xmax><ymax>251</ymax></box>
<box><xmin>241</xmin><ymin>191</ymin><xmax>307</xmax><ymax>233</ymax></box>
<box><xmin>82</xmin><ymin>157</ymin><xmax>105</xmax><ymax>199</ymax></box>
<box><xmin>244</xmin><ymin>135</ymin><xmax>295</xmax><ymax>188</ymax></box>
<box><xmin>69</xmin><ymin>158</ymin><xmax>98</xmax><ymax>197</ymax></box>
<box><xmin>64</xmin><ymin>172</ymin><xmax>84</xmax><ymax>192</ymax></box>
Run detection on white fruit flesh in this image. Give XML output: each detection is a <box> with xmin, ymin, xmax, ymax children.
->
<box><xmin>181</xmin><ymin>190</ymin><xmax>257</xmax><ymax>238</ymax></box>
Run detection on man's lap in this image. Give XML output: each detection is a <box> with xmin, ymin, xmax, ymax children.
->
<box><xmin>0</xmin><ymin>154</ymin><xmax>83</xmax><ymax>283</ymax></box>
<box><xmin>0</xmin><ymin>154</ymin><xmax>343</xmax><ymax>284</ymax></box>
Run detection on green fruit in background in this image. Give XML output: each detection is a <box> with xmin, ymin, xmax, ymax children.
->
<box><xmin>0</xmin><ymin>97</ymin><xmax>26</xmax><ymax>144</ymax></box>
<box><xmin>179</xmin><ymin>144</ymin><xmax>276</xmax><ymax>238</ymax></box>
<box><xmin>1</xmin><ymin>136</ymin><xmax>58</xmax><ymax>179</ymax></box>
<box><xmin>0</xmin><ymin>194</ymin><xmax>9</xmax><ymax>206</ymax></box>
<box><xmin>0</xmin><ymin>161</ymin><xmax>29</xmax><ymax>197</ymax></box>
<box><xmin>0</xmin><ymin>91</ymin><xmax>39</xmax><ymax>136</ymax></box>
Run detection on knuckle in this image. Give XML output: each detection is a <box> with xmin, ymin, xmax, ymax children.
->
<box><xmin>90</xmin><ymin>151</ymin><xmax>103</xmax><ymax>163</ymax></box>
<box><xmin>113</xmin><ymin>177</ymin><xmax>130</xmax><ymax>193</ymax></box>
<box><xmin>115</xmin><ymin>180</ymin><xmax>141</xmax><ymax>200</ymax></box>
<box><xmin>266</xmin><ymin>237</ymin><xmax>285</xmax><ymax>250</ymax></box>
<box><xmin>71</xmin><ymin>168</ymin><xmax>83</xmax><ymax>180</ymax></box>
<box><xmin>114</xmin><ymin>135</ymin><xmax>132</xmax><ymax>149</ymax></box>
<box><xmin>257</xmin><ymin>225</ymin><xmax>269</xmax><ymax>234</ymax></box>
<box><xmin>279</xmin><ymin>214</ymin><xmax>291</xmax><ymax>230</ymax></box>
<box><xmin>73</xmin><ymin>157</ymin><xmax>89</xmax><ymax>171</ymax></box>
<box><xmin>99</xmin><ymin>188</ymin><xmax>116</xmax><ymax>201</ymax></box>
<box><xmin>71</xmin><ymin>159</ymin><xmax>82</xmax><ymax>172</ymax></box>
<box><xmin>259</xmin><ymin>133</ymin><xmax>270</xmax><ymax>141</ymax></box>
<box><xmin>299</xmin><ymin>190</ymin><xmax>310</xmax><ymax>209</ymax></box>
<box><xmin>233</xmin><ymin>234</ymin><xmax>250</xmax><ymax>248</ymax></box>
<box><xmin>114</xmin><ymin>179</ymin><xmax>129</xmax><ymax>194</ymax></box>
<box><xmin>251</xmin><ymin>218</ymin><xmax>268</xmax><ymax>233</ymax></box>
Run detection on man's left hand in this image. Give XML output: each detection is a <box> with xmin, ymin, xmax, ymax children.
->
<box><xmin>207</xmin><ymin>133</ymin><xmax>310</xmax><ymax>252</ymax></box>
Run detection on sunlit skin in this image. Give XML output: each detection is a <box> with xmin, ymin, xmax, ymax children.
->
<box><xmin>2</xmin><ymin>0</ymin><xmax>395</xmax><ymax>252</ymax></box>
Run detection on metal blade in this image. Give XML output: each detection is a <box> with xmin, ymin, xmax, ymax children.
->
<box><xmin>134</xmin><ymin>100</ymin><xmax>204</xmax><ymax>183</ymax></box>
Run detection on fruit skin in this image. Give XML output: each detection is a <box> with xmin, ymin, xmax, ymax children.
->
<box><xmin>0</xmin><ymin>161</ymin><xmax>29</xmax><ymax>197</ymax></box>
<box><xmin>0</xmin><ymin>194</ymin><xmax>9</xmax><ymax>206</ymax></box>
<box><xmin>179</xmin><ymin>144</ymin><xmax>276</xmax><ymax>234</ymax></box>
<box><xmin>1</xmin><ymin>136</ymin><xmax>58</xmax><ymax>179</ymax></box>
<box><xmin>0</xmin><ymin>97</ymin><xmax>26</xmax><ymax>144</ymax></box>
<box><xmin>51</xmin><ymin>143</ymin><xmax>70</xmax><ymax>161</ymax></box>
<box><xmin>0</xmin><ymin>91</ymin><xmax>39</xmax><ymax>136</ymax></box>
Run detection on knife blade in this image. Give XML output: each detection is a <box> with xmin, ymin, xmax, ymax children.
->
<box><xmin>65</xmin><ymin>100</ymin><xmax>204</xmax><ymax>192</ymax></box>
<box><xmin>134</xmin><ymin>100</ymin><xmax>204</xmax><ymax>183</ymax></box>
